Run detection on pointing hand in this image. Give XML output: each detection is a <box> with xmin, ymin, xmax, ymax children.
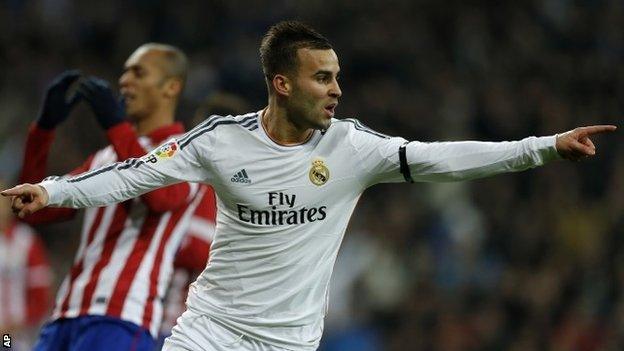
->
<box><xmin>555</xmin><ymin>125</ymin><xmax>617</xmax><ymax>161</ymax></box>
<box><xmin>1</xmin><ymin>184</ymin><xmax>49</xmax><ymax>218</ymax></box>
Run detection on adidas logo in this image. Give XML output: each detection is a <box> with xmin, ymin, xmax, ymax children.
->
<box><xmin>231</xmin><ymin>169</ymin><xmax>252</xmax><ymax>184</ymax></box>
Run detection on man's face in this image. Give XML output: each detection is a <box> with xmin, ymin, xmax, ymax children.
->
<box><xmin>119</xmin><ymin>48</ymin><xmax>170</xmax><ymax>121</ymax></box>
<box><xmin>286</xmin><ymin>48</ymin><xmax>341</xmax><ymax>130</ymax></box>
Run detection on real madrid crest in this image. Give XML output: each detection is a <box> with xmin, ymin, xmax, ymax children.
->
<box><xmin>309</xmin><ymin>158</ymin><xmax>330</xmax><ymax>186</ymax></box>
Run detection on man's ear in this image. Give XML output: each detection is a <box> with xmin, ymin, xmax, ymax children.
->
<box><xmin>163</xmin><ymin>78</ymin><xmax>183</xmax><ymax>99</ymax></box>
<box><xmin>272</xmin><ymin>74</ymin><xmax>291</xmax><ymax>97</ymax></box>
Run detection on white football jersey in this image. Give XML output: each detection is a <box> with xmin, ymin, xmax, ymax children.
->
<box><xmin>41</xmin><ymin>111</ymin><xmax>560</xmax><ymax>350</ymax></box>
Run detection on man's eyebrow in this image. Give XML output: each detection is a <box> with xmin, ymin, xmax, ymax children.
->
<box><xmin>125</xmin><ymin>63</ymin><xmax>142</xmax><ymax>70</ymax></box>
<box><xmin>314</xmin><ymin>70</ymin><xmax>334</xmax><ymax>76</ymax></box>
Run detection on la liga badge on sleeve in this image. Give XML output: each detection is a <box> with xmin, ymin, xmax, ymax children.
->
<box><xmin>155</xmin><ymin>141</ymin><xmax>178</xmax><ymax>159</ymax></box>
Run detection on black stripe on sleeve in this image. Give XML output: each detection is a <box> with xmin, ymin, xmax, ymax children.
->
<box><xmin>178</xmin><ymin>113</ymin><xmax>259</xmax><ymax>150</ymax></box>
<box><xmin>352</xmin><ymin>119</ymin><xmax>391</xmax><ymax>139</ymax></box>
<box><xmin>43</xmin><ymin>175</ymin><xmax>62</xmax><ymax>182</ymax></box>
<box><xmin>238</xmin><ymin>114</ymin><xmax>258</xmax><ymax>125</ymax></box>
<box><xmin>177</xmin><ymin>115</ymin><xmax>226</xmax><ymax>146</ymax></box>
<box><xmin>179</xmin><ymin>120</ymin><xmax>239</xmax><ymax>149</ymax></box>
<box><xmin>336</xmin><ymin>119</ymin><xmax>391</xmax><ymax>139</ymax></box>
<box><xmin>116</xmin><ymin>158</ymin><xmax>140</xmax><ymax>170</ymax></box>
<box><xmin>399</xmin><ymin>142</ymin><xmax>414</xmax><ymax>183</ymax></box>
<box><xmin>240</xmin><ymin>118</ymin><xmax>258</xmax><ymax>130</ymax></box>
<box><xmin>67</xmin><ymin>163</ymin><xmax>118</xmax><ymax>183</ymax></box>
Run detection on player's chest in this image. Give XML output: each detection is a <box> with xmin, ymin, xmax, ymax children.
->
<box><xmin>210</xmin><ymin>142</ymin><xmax>359</xmax><ymax>211</ymax></box>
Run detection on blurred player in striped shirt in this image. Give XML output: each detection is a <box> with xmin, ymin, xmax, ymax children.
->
<box><xmin>18</xmin><ymin>44</ymin><xmax>201</xmax><ymax>351</ymax></box>
<box><xmin>0</xmin><ymin>177</ymin><xmax>52</xmax><ymax>350</ymax></box>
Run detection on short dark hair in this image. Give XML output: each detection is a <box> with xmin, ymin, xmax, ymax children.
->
<box><xmin>259</xmin><ymin>21</ymin><xmax>333</xmax><ymax>85</ymax></box>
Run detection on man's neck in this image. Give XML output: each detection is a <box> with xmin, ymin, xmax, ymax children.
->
<box><xmin>135</xmin><ymin>109</ymin><xmax>175</xmax><ymax>136</ymax></box>
<box><xmin>263</xmin><ymin>103</ymin><xmax>314</xmax><ymax>145</ymax></box>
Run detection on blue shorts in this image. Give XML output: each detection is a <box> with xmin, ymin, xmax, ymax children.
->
<box><xmin>33</xmin><ymin>315</ymin><xmax>155</xmax><ymax>351</ymax></box>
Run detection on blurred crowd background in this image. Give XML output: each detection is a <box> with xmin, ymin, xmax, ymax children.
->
<box><xmin>1</xmin><ymin>0</ymin><xmax>623</xmax><ymax>350</ymax></box>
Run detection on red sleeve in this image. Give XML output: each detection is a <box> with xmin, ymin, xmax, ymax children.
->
<box><xmin>19</xmin><ymin>124</ymin><xmax>80</xmax><ymax>224</ymax></box>
<box><xmin>25</xmin><ymin>234</ymin><xmax>53</xmax><ymax>326</ymax></box>
<box><xmin>20</xmin><ymin>124</ymin><xmax>55</xmax><ymax>184</ymax></box>
<box><xmin>192</xmin><ymin>186</ymin><xmax>217</xmax><ymax>222</ymax></box>
<box><xmin>174</xmin><ymin>235</ymin><xmax>211</xmax><ymax>272</ymax></box>
<box><xmin>106</xmin><ymin>122</ymin><xmax>191</xmax><ymax>213</ymax></box>
<box><xmin>173</xmin><ymin>187</ymin><xmax>215</xmax><ymax>271</ymax></box>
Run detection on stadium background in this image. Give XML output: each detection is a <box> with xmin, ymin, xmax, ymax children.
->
<box><xmin>0</xmin><ymin>1</ymin><xmax>623</xmax><ymax>350</ymax></box>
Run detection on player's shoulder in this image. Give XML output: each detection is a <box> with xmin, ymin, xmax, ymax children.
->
<box><xmin>328</xmin><ymin>117</ymin><xmax>392</xmax><ymax>140</ymax></box>
<box><xmin>178</xmin><ymin>111</ymin><xmax>260</xmax><ymax>149</ymax></box>
<box><xmin>194</xmin><ymin>112</ymin><xmax>259</xmax><ymax>132</ymax></box>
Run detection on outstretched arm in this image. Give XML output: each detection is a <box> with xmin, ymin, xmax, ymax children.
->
<box><xmin>350</xmin><ymin>120</ymin><xmax>616</xmax><ymax>186</ymax></box>
<box><xmin>400</xmin><ymin>125</ymin><xmax>616</xmax><ymax>183</ymax></box>
<box><xmin>2</xmin><ymin>137</ymin><xmax>209</xmax><ymax>218</ymax></box>
<box><xmin>106</xmin><ymin>122</ymin><xmax>192</xmax><ymax>212</ymax></box>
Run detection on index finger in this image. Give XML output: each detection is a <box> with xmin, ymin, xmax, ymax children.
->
<box><xmin>1</xmin><ymin>185</ymin><xmax>27</xmax><ymax>197</ymax></box>
<box><xmin>578</xmin><ymin>125</ymin><xmax>617</xmax><ymax>136</ymax></box>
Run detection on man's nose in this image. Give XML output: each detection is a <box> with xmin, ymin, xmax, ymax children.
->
<box><xmin>329</xmin><ymin>80</ymin><xmax>342</xmax><ymax>98</ymax></box>
<box><xmin>119</xmin><ymin>72</ymin><xmax>131</xmax><ymax>87</ymax></box>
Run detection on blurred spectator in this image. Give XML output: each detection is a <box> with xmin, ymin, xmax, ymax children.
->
<box><xmin>0</xmin><ymin>178</ymin><xmax>52</xmax><ymax>349</ymax></box>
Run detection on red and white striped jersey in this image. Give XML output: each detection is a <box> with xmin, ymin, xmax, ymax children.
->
<box><xmin>20</xmin><ymin>122</ymin><xmax>200</xmax><ymax>337</ymax></box>
<box><xmin>160</xmin><ymin>185</ymin><xmax>215</xmax><ymax>335</ymax></box>
<box><xmin>0</xmin><ymin>221</ymin><xmax>52</xmax><ymax>329</ymax></box>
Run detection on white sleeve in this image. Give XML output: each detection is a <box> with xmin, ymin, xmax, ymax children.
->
<box><xmin>345</xmin><ymin>119</ymin><xmax>410</xmax><ymax>186</ymax></box>
<box><xmin>41</xmin><ymin>135</ymin><xmax>211</xmax><ymax>208</ymax></box>
<box><xmin>403</xmin><ymin>136</ymin><xmax>561</xmax><ymax>182</ymax></box>
<box><xmin>346</xmin><ymin>119</ymin><xmax>561</xmax><ymax>186</ymax></box>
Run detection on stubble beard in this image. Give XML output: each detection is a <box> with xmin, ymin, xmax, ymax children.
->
<box><xmin>298</xmin><ymin>109</ymin><xmax>327</xmax><ymax>131</ymax></box>
<box><xmin>290</xmin><ymin>97</ymin><xmax>328</xmax><ymax>131</ymax></box>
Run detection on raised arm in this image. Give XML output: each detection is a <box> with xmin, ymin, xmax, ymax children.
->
<box><xmin>78</xmin><ymin>76</ymin><xmax>193</xmax><ymax>213</ymax></box>
<box><xmin>15</xmin><ymin>70</ymin><xmax>85</xmax><ymax>223</ymax></box>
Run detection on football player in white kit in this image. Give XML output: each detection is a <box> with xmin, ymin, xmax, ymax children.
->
<box><xmin>3</xmin><ymin>21</ymin><xmax>616</xmax><ymax>351</ymax></box>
